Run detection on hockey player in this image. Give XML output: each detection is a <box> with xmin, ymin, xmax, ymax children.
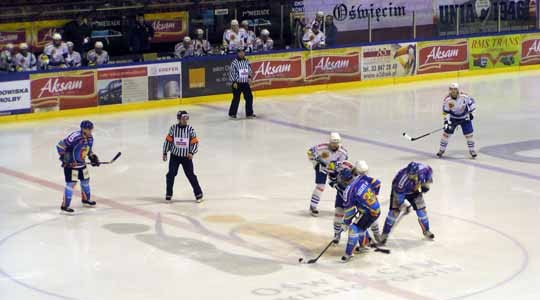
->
<box><xmin>379</xmin><ymin>162</ymin><xmax>434</xmax><ymax>245</ymax></box>
<box><xmin>307</xmin><ymin>132</ymin><xmax>348</xmax><ymax>216</ymax></box>
<box><xmin>437</xmin><ymin>83</ymin><xmax>477</xmax><ymax>158</ymax></box>
<box><xmin>174</xmin><ymin>36</ymin><xmax>195</xmax><ymax>58</ymax></box>
<box><xmin>44</xmin><ymin>33</ymin><xmax>68</xmax><ymax>69</ymax></box>
<box><xmin>0</xmin><ymin>43</ymin><xmax>16</xmax><ymax>72</ymax></box>
<box><xmin>329</xmin><ymin>160</ymin><xmax>354</xmax><ymax>244</ymax></box>
<box><xmin>193</xmin><ymin>29</ymin><xmax>211</xmax><ymax>56</ymax></box>
<box><xmin>14</xmin><ymin>43</ymin><xmax>37</xmax><ymax>72</ymax></box>
<box><xmin>223</xmin><ymin>19</ymin><xmax>244</xmax><ymax>54</ymax></box>
<box><xmin>302</xmin><ymin>22</ymin><xmax>326</xmax><ymax>50</ymax></box>
<box><xmin>340</xmin><ymin>169</ymin><xmax>382</xmax><ymax>262</ymax></box>
<box><xmin>65</xmin><ymin>41</ymin><xmax>82</xmax><ymax>67</ymax></box>
<box><xmin>240</xmin><ymin>20</ymin><xmax>256</xmax><ymax>53</ymax></box>
<box><xmin>56</xmin><ymin>120</ymin><xmax>100</xmax><ymax>213</ymax></box>
<box><xmin>254</xmin><ymin>29</ymin><xmax>273</xmax><ymax>52</ymax></box>
<box><xmin>310</xmin><ymin>11</ymin><xmax>325</xmax><ymax>31</ymax></box>
<box><xmin>87</xmin><ymin>41</ymin><xmax>109</xmax><ymax>66</ymax></box>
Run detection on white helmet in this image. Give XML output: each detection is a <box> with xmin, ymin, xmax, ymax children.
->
<box><xmin>354</xmin><ymin>160</ymin><xmax>369</xmax><ymax>175</ymax></box>
<box><xmin>95</xmin><ymin>41</ymin><xmax>103</xmax><ymax>48</ymax></box>
<box><xmin>183</xmin><ymin>36</ymin><xmax>191</xmax><ymax>42</ymax></box>
<box><xmin>52</xmin><ymin>33</ymin><xmax>62</xmax><ymax>40</ymax></box>
<box><xmin>329</xmin><ymin>132</ymin><xmax>341</xmax><ymax>144</ymax></box>
<box><xmin>261</xmin><ymin>29</ymin><xmax>270</xmax><ymax>36</ymax></box>
<box><xmin>231</xmin><ymin>19</ymin><xmax>239</xmax><ymax>26</ymax></box>
<box><xmin>316</xmin><ymin>11</ymin><xmax>324</xmax><ymax>17</ymax></box>
<box><xmin>241</xmin><ymin>20</ymin><xmax>249</xmax><ymax>27</ymax></box>
<box><xmin>195</xmin><ymin>28</ymin><xmax>204</xmax><ymax>35</ymax></box>
<box><xmin>66</xmin><ymin>41</ymin><xmax>74</xmax><ymax>48</ymax></box>
<box><xmin>449</xmin><ymin>82</ymin><xmax>459</xmax><ymax>90</ymax></box>
<box><xmin>5</xmin><ymin>43</ymin><xmax>14</xmax><ymax>50</ymax></box>
<box><xmin>19</xmin><ymin>43</ymin><xmax>28</xmax><ymax>50</ymax></box>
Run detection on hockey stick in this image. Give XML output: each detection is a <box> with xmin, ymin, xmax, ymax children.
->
<box><xmin>402</xmin><ymin>127</ymin><xmax>443</xmax><ymax>142</ymax></box>
<box><xmin>298</xmin><ymin>236</ymin><xmax>336</xmax><ymax>264</ymax></box>
<box><xmin>89</xmin><ymin>152</ymin><xmax>122</xmax><ymax>165</ymax></box>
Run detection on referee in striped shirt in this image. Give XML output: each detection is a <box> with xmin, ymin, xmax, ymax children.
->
<box><xmin>162</xmin><ymin>110</ymin><xmax>203</xmax><ymax>202</ymax></box>
<box><xmin>229</xmin><ymin>48</ymin><xmax>256</xmax><ymax>119</ymax></box>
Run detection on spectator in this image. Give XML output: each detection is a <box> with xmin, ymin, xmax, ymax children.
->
<box><xmin>87</xmin><ymin>41</ymin><xmax>109</xmax><ymax>66</ymax></box>
<box><xmin>302</xmin><ymin>22</ymin><xmax>326</xmax><ymax>50</ymax></box>
<box><xmin>14</xmin><ymin>43</ymin><xmax>37</xmax><ymax>72</ymax></box>
<box><xmin>62</xmin><ymin>14</ymin><xmax>91</xmax><ymax>55</ymax></box>
<box><xmin>174</xmin><ymin>36</ymin><xmax>194</xmax><ymax>59</ymax></box>
<box><xmin>128</xmin><ymin>14</ymin><xmax>155</xmax><ymax>60</ymax></box>
<box><xmin>0</xmin><ymin>43</ymin><xmax>16</xmax><ymax>72</ymax></box>
<box><xmin>324</xmin><ymin>15</ymin><xmax>338</xmax><ymax>46</ymax></box>
<box><xmin>223</xmin><ymin>19</ymin><xmax>244</xmax><ymax>54</ymax></box>
<box><xmin>254</xmin><ymin>29</ymin><xmax>273</xmax><ymax>52</ymax></box>
<box><xmin>193</xmin><ymin>28</ymin><xmax>211</xmax><ymax>56</ymax></box>
<box><xmin>240</xmin><ymin>20</ymin><xmax>256</xmax><ymax>53</ymax></box>
<box><xmin>293</xmin><ymin>16</ymin><xmax>307</xmax><ymax>49</ymax></box>
<box><xmin>66</xmin><ymin>41</ymin><xmax>82</xmax><ymax>67</ymax></box>
<box><xmin>43</xmin><ymin>33</ymin><xmax>68</xmax><ymax>69</ymax></box>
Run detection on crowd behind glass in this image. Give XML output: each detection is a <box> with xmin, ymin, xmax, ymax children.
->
<box><xmin>0</xmin><ymin>10</ymin><xmax>335</xmax><ymax>73</ymax></box>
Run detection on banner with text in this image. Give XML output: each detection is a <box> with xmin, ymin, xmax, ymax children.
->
<box><xmin>417</xmin><ymin>39</ymin><xmax>468</xmax><ymax>74</ymax></box>
<box><xmin>147</xmin><ymin>62</ymin><xmax>182</xmax><ymax>100</ymax></box>
<box><xmin>97</xmin><ymin>66</ymin><xmax>148</xmax><ymax>105</ymax></box>
<box><xmin>30</xmin><ymin>70</ymin><xmax>97</xmax><ymax>112</ymax></box>
<box><xmin>145</xmin><ymin>11</ymin><xmax>189</xmax><ymax>43</ymax></box>
<box><xmin>0</xmin><ymin>19</ymin><xmax>70</xmax><ymax>51</ymax></box>
<box><xmin>249</xmin><ymin>51</ymin><xmax>305</xmax><ymax>90</ymax></box>
<box><xmin>305</xmin><ymin>47</ymin><xmax>361</xmax><ymax>84</ymax></box>
<box><xmin>361</xmin><ymin>42</ymin><xmax>417</xmax><ymax>80</ymax></box>
<box><xmin>469</xmin><ymin>34</ymin><xmax>521</xmax><ymax>69</ymax></box>
<box><xmin>0</xmin><ymin>76</ymin><xmax>31</xmax><ymax>115</ymax></box>
<box><xmin>521</xmin><ymin>32</ymin><xmax>540</xmax><ymax>66</ymax></box>
<box><xmin>181</xmin><ymin>56</ymin><xmax>232</xmax><ymax>97</ymax></box>
<box><xmin>302</xmin><ymin>0</ymin><xmax>433</xmax><ymax>32</ymax></box>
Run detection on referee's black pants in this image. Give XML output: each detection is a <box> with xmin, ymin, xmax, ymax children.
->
<box><xmin>166</xmin><ymin>155</ymin><xmax>202</xmax><ymax>198</ymax></box>
<box><xmin>228</xmin><ymin>82</ymin><xmax>254</xmax><ymax>117</ymax></box>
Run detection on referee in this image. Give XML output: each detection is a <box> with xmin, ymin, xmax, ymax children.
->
<box><xmin>229</xmin><ymin>48</ymin><xmax>256</xmax><ymax>119</ymax></box>
<box><xmin>162</xmin><ymin>110</ymin><xmax>203</xmax><ymax>202</ymax></box>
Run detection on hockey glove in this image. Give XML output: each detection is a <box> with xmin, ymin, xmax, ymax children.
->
<box><xmin>329</xmin><ymin>180</ymin><xmax>337</xmax><ymax>188</ymax></box>
<box><xmin>468</xmin><ymin>113</ymin><xmax>474</xmax><ymax>121</ymax></box>
<box><xmin>443</xmin><ymin>119</ymin><xmax>453</xmax><ymax>131</ymax></box>
<box><xmin>232</xmin><ymin>82</ymin><xmax>238</xmax><ymax>89</ymax></box>
<box><xmin>89</xmin><ymin>153</ymin><xmax>100</xmax><ymax>167</ymax></box>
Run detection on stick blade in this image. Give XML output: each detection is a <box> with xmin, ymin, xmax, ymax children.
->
<box><xmin>307</xmin><ymin>259</ymin><xmax>317</xmax><ymax>264</ymax></box>
<box><xmin>111</xmin><ymin>152</ymin><xmax>122</xmax><ymax>162</ymax></box>
<box><xmin>402</xmin><ymin>132</ymin><xmax>413</xmax><ymax>141</ymax></box>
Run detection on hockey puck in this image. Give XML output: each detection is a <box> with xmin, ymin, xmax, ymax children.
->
<box><xmin>298</xmin><ymin>258</ymin><xmax>304</xmax><ymax>263</ymax></box>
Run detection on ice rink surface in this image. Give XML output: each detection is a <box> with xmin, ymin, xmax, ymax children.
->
<box><xmin>1</xmin><ymin>70</ymin><xmax>540</xmax><ymax>300</ymax></box>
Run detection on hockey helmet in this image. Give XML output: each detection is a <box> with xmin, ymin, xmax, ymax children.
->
<box><xmin>338</xmin><ymin>168</ymin><xmax>354</xmax><ymax>183</ymax></box>
<box><xmin>80</xmin><ymin>120</ymin><xmax>94</xmax><ymax>130</ymax></box>
<box><xmin>177</xmin><ymin>110</ymin><xmax>189</xmax><ymax>120</ymax></box>
<box><xmin>354</xmin><ymin>160</ymin><xmax>369</xmax><ymax>175</ymax></box>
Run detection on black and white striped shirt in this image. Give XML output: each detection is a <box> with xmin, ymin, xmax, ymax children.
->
<box><xmin>163</xmin><ymin>124</ymin><xmax>199</xmax><ymax>157</ymax></box>
<box><xmin>229</xmin><ymin>57</ymin><xmax>252</xmax><ymax>83</ymax></box>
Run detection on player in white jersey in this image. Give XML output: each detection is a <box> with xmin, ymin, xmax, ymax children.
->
<box><xmin>223</xmin><ymin>20</ymin><xmax>244</xmax><ymax>54</ymax></box>
<box><xmin>193</xmin><ymin>29</ymin><xmax>211</xmax><ymax>56</ymax></box>
<box><xmin>0</xmin><ymin>43</ymin><xmax>16</xmax><ymax>72</ymax></box>
<box><xmin>14</xmin><ymin>43</ymin><xmax>37</xmax><ymax>72</ymax></box>
<box><xmin>87</xmin><ymin>41</ymin><xmax>109</xmax><ymax>66</ymax></box>
<box><xmin>437</xmin><ymin>83</ymin><xmax>477</xmax><ymax>158</ymax></box>
<box><xmin>302</xmin><ymin>22</ymin><xmax>326</xmax><ymax>50</ymax></box>
<box><xmin>307</xmin><ymin>132</ymin><xmax>348</xmax><ymax>216</ymax></box>
<box><xmin>309</xmin><ymin>11</ymin><xmax>325</xmax><ymax>31</ymax></box>
<box><xmin>240</xmin><ymin>20</ymin><xmax>256</xmax><ymax>53</ymax></box>
<box><xmin>65</xmin><ymin>41</ymin><xmax>82</xmax><ymax>68</ymax></box>
<box><xmin>254</xmin><ymin>29</ymin><xmax>273</xmax><ymax>52</ymax></box>
<box><xmin>174</xmin><ymin>36</ymin><xmax>195</xmax><ymax>58</ymax></box>
<box><xmin>43</xmin><ymin>33</ymin><xmax>68</xmax><ymax>69</ymax></box>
